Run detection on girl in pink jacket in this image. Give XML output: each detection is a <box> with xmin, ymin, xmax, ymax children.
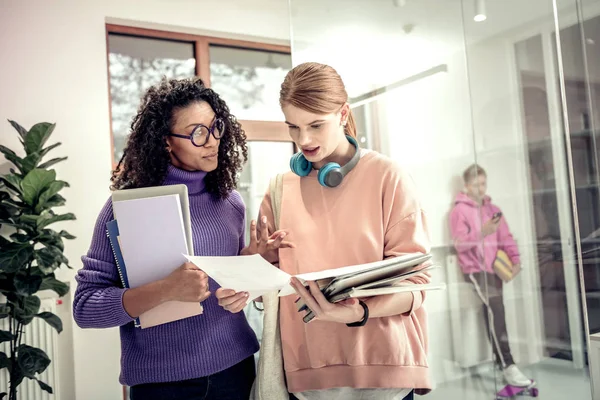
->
<box><xmin>449</xmin><ymin>164</ymin><xmax>533</xmax><ymax>388</ymax></box>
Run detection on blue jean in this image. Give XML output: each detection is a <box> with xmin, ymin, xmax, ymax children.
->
<box><xmin>129</xmin><ymin>356</ymin><xmax>255</xmax><ymax>400</ymax></box>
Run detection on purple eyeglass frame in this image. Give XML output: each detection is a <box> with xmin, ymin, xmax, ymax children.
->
<box><xmin>168</xmin><ymin>117</ymin><xmax>224</xmax><ymax>147</ymax></box>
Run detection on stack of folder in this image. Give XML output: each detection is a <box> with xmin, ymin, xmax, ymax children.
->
<box><xmin>107</xmin><ymin>184</ymin><xmax>202</xmax><ymax>329</ymax></box>
<box><xmin>294</xmin><ymin>253</ymin><xmax>444</xmax><ymax>323</ymax></box>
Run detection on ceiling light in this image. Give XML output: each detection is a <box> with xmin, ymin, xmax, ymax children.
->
<box><xmin>474</xmin><ymin>0</ymin><xmax>486</xmax><ymax>22</ymax></box>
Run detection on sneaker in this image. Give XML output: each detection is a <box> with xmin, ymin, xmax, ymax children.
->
<box><xmin>503</xmin><ymin>364</ymin><xmax>533</xmax><ymax>387</ymax></box>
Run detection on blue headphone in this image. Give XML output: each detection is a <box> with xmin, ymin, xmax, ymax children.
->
<box><xmin>290</xmin><ymin>135</ymin><xmax>361</xmax><ymax>188</ymax></box>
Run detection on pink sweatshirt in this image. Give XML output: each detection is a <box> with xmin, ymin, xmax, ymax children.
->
<box><xmin>259</xmin><ymin>151</ymin><xmax>432</xmax><ymax>395</ymax></box>
<box><xmin>449</xmin><ymin>192</ymin><xmax>520</xmax><ymax>274</ymax></box>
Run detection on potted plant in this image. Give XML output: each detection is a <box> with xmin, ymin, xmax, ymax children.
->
<box><xmin>0</xmin><ymin>121</ymin><xmax>74</xmax><ymax>399</ymax></box>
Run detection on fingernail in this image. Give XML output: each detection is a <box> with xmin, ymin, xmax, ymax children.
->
<box><xmin>262</xmin><ymin>216</ymin><xmax>267</xmax><ymax>223</ymax></box>
<box><xmin>245</xmin><ymin>292</ymin><xmax>249</xmax><ymax>297</ymax></box>
<box><xmin>280</xmin><ymin>233</ymin><xmax>286</xmax><ymax>238</ymax></box>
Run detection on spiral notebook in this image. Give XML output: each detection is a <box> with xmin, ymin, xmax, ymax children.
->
<box><xmin>106</xmin><ymin>219</ymin><xmax>139</xmax><ymax>327</ymax></box>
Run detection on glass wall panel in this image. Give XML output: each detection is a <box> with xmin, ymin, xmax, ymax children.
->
<box><xmin>288</xmin><ymin>0</ymin><xmax>599</xmax><ymax>397</ymax></box>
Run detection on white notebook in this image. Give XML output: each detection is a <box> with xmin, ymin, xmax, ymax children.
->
<box><xmin>113</xmin><ymin>194</ymin><xmax>203</xmax><ymax>328</ymax></box>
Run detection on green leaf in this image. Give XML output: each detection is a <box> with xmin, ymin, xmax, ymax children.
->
<box><xmin>14</xmin><ymin>296</ymin><xmax>40</xmax><ymax>325</ymax></box>
<box><xmin>0</xmin><ymin>145</ymin><xmax>24</xmax><ymax>171</ymax></box>
<box><xmin>35</xmin><ymin>312</ymin><xmax>62</xmax><ymax>333</ymax></box>
<box><xmin>0</xmin><ymin>200</ymin><xmax>20</xmax><ymax>220</ymax></box>
<box><xmin>20</xmin><ymin>153</ymin><xmax>42</xmax><ymax>174</ymax></box>
<box><xmin>0</xmin><ymin>145</ymin><xmax>19</xmax><ymax>160</ymax></box>
<box><xmin>37</xmin><ymin>230</ymin><xmax>63</xmax><ymax>248</ymax></box>
<box><xmin>39</xmin><ymin>276</ymin><xmax>69</xmax><ymax>297</ymax></box>
<box><xmin>43</xmin><ymin>194</ymin><xmax>66</xmax><ymax>209</ymax></box>
<box><xmin>0</xmin><ymin>331</ymin><xmax>14</xmax><ymax>344</ymax></box>
<box><xmin>24</xmin><ymin>123</ymin><xmax>55</xmax><ymax>156</ymax></box>
<box><xmin>38</xmin><ymin>157</ymin><xmax>67</xmax><ymax>170</ymax></box>
<box><xmin>34</xmin><ymin>248</ymin><xmax>59</xmax><ymax>273</ymax></box>
<box><xmin>9</xmin><ymin>233</ymin><xmax>30</xmax><ymax>243</ymax></box>
<box><xmin>19</xmin><ymin>214</ymin><xmax>40</xmax><ymax>224</ymax></box>
<box><xmin>42</xmin><ymin>238</ymin><xmax>64</xmax><ymax>254</ymax></box>
<box><xmin>0</xmin><ymin>243</ymin><xmax>33</xmax><ymax>273</ymax></box>
<box><xmin>36</xmin><ymin>181</ymin><xmax>68</xmax><ymax>213</ymax></box>
<box><xmin>35</xmin><ymin>378</ymin><xmax>53</xmax><ymax>394</ymax></box>
<box><xmin>37</xmin><ymin>212</ymin><xmax>75</xmax><ymax>229</ymax></box>
<box><xmin>59</xmin><ymin>230</ymin><xmax>76</xmax><ymax>240</ymax></box>
<box><xmin>0</xmin><ymin>237</ymin><xmax>10</xmax><ymax>250</ymax></box>
<box><xmin>0</xmin><ymin>174</ymin><xmax>23</xmax><ymax>194</ymax></box>
<box><xmin>2</xmin><ymin>196</ymin><xmax>26</xmax><ymax>208</ymax></box>
<box><xmin>0</xmin><ymin>352</ymin><xmax>9</xmax><ymax>369</ymax></box>
<box><xmin>14</xmin><ymin>273</ymin><xmax>43</xmax><ymax>296</ymax></box>
<box><xmin>0</xmin><ymin>304</ymin><xmax>10</xmax><ymax>318</ymax></box>
<box><xmin>21</xmin><ymin>169</ymin><xmax>56</xmax><ymax>206</ymax></box>
<box><xmin>39</xmin><ymin>142</ymin><xmax>61</xmax><ymax>158</ymax></box>
<box><xmin>17</xmin><ymin>344</ymin><xmax>50</xmax><ymax>377</ymax></box>
<box><xmin>8</xmin><ymin>120</ymin><xmax>28</xmax><ymax>139</ymax></box>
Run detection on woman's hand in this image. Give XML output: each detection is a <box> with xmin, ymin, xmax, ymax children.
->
<box><xmin>162</xmin><ymin>262</ymin><xmax>211</xmax><ymax>303</ymax></box>
<box><xmin>291</xmin><ymin>278</ymin><xmax>365</xmax><ymax>324</ymax></box>
<box><xmin>240</xmin><ymin>216</ymin><xmax>295</xmax><ymax>263</ymax></box>
<box><xmin>215</xmin><ymin>288</ymin><xmax>249</xmax><ymax>313</ymax></box>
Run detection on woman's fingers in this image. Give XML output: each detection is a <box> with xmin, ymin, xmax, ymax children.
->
<box><xmin>307</xmin><ymin>280</ymin><xmax>331</xmax><ymax>310</ymax></box>
<box><xmin>225</xmin><ymin>294</ymin><xmax>250</xmax><ymax>313</ymax></box>
<box><xmin>259</xmin><ymin>216</ymin><xmax>269</xmax><ymax>243</ymax></box>
<box><xmin>292</xmin><ymin>278</ymin><xmax>322</xmax><ymax>316</ymax></box>
<box><xmin>218</xmin><ymin>291</ymin><xmax>248</xmax><ymax>307</ymax></box>
<box><xmin>267</xmin><ymin>230</ymin><xmax>295</xmax><ymax>249</ymax></box>
<box><xmin>267</xmin><ymin>232</ymin><xmax>287</xmax><ymax>249</ymax></box>
<box><xmin>248</xmin><ymin>220</ymin><xmax>258</xmax><ymax>245</ymax></box>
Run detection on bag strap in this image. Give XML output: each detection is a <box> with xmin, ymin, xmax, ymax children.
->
<box><xmin>250</xmin><ymin>173</ymin><xmax>288</xmax><ymax>400</ymax></box>
<box><xmin>269</xmin><ymin>174</ymin><xmax>283</xmax><ymax>231</ymax></box>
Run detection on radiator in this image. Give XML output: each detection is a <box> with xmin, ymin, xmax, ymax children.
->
<box><xmin>0</xmin><ymin>298</ymin><xmax>60</xmax><ymax>400</ymax></box>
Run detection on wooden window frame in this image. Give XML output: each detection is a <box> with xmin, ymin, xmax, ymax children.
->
<box><xmin>105</xmin><ymin>23</ymin><xmax>293</xmax><ymax>168</ymax></box>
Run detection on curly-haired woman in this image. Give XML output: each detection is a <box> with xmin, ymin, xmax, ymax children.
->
<box><xmin>73</xmin><ymin>78</ymin><xmax>290</xmax><ymax>400</ymax></box>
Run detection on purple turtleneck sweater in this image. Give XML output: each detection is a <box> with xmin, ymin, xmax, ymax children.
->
<box><xmin>73</xmin><ymin>166</ymin><xmax>259</xmax><ymax>386</ymax></box>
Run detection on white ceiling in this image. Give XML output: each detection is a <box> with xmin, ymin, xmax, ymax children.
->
<box><xmin>286</xmin><ymin>0</ymin><xmax>599</xmax><ymax>96</ymax></box>
<box><xmin>128</xmin><ymin>0</ymin><xmax>599</xmax><ymax>96</ymax></box>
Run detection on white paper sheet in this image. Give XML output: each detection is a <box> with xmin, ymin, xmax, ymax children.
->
<box><xmin>185</xmin><ymin>254</ymin><xmax>292</xmax><ymax>303</ymax></box>
<box><xmin>185</xmin><ymin>253</ymin><xmax>431</xmax><ymax>300</ymax></box>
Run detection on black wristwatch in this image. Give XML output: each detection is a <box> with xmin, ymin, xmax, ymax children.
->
<box><xmin>346</xmin><ymin>300</ymin><xmax>369</xmax><ymax>327</ymax></box>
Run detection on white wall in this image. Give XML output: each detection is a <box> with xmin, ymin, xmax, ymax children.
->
<box><xmin>0</xmin><ymin>1</ymin><xmax>289</xmax><ymax>399</ymax></box>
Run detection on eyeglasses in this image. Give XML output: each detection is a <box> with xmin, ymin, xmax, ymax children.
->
<box><xmin>168</xmin><ymin>117</ymin><xmax>225</xmax><ymax>147</ymax></box>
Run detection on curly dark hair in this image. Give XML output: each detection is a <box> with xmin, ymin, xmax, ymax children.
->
<box><xmin>111</xmin><ymin>77</ymin><xmax>248</xmax><ymax>199</ymax></box>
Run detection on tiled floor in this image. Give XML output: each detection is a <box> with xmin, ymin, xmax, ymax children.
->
<box><xmin>427</xmin><ymin>358</ymin><xmax>592</xmax><ymax>400</ymax></box>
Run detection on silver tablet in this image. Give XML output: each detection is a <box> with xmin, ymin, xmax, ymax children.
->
<box><xmin>111</xmin><ymin>184</ymin><xmax>194</xmax><ymax>256</ymax></box>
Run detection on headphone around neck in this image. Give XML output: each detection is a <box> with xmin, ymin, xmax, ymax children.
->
<box><xmin>290</xmin><ymin>135</ymin><xmax>361</xmax><ymax>188</ymax></box>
